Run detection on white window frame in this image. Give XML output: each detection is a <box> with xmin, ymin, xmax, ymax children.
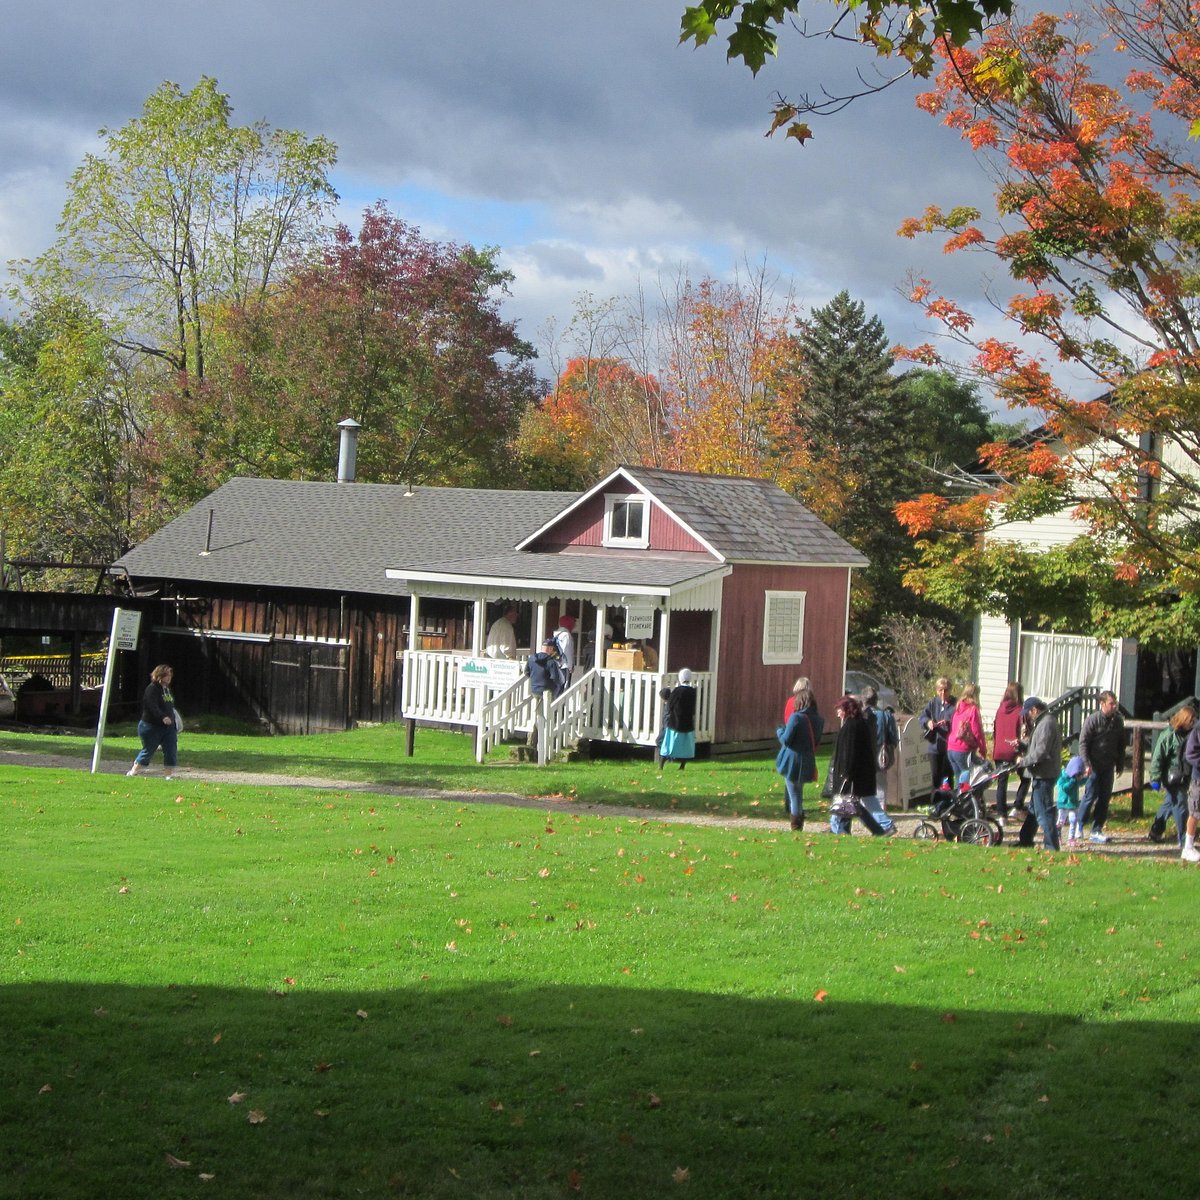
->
<box><xmin>762</xmin><ymin>590</ymin><xmax>806</xmax><ymax>665</ymax></box>
<box><xmin>603</xmin><ymin>493</ymin><xmax>649</xmax><ymax>549</ymax></box>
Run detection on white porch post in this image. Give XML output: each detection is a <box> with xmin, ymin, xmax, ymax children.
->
<box><xmin>471</xmin><ymin>597</ymin><xmax>485</xmax><ymax>655</ymax></box>
<box><xmin>594</xmin><ymin>605</ymin><xmax>607</xmax><ymax>671</ymax></box>
<box><xmin>408</xmin><ymin>594</ymin><xmax>420</xmax><ymax>650</ymax></box>
<box><xmin>535</xmin><ymin>601</ymin><xmax>547</xmax><ymax>651</ymax></box>
<box><xmin>659</xmin><ymin>606</ymin><xmax>672</xmax><ymax>675</ymax></box>
<box><xmin>707</xmin><ymin>600</ymin><xmax>722</xmax><ymax>742</ymax></box>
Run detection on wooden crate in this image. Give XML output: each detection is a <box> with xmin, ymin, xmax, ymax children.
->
<box><xmin>605</xmin><ymin>648</ymin><xmax>645</xmax><ymax>670</ymax></box>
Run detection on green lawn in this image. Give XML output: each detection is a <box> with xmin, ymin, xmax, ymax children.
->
<box><xmin>2</xmin><ymin>722</ymin><xmax>802</xmax><ymax>819</ymax></box>
<box><xmin>2</xmin><ymin>731</ymin><xmax>1197</xmax><ymax>1198</ymax></box>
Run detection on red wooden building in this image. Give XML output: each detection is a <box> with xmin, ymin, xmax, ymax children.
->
<box><xmin>111</xmin><ymin>465</ymin><xmax>865</xmax><ymax>749</ymax></box>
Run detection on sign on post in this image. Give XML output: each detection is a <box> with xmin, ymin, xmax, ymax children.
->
<box><xmin>459</xmin><ymin>657</ymin><xmax>524</xmax><ymax>689</ymax></box>
<box><xmin>625</xmin><ymin>605</ymin><xmax>655</xmax><ymax>640</ymax></box>
<box><xmin>91</xmin><ymin>607</ymin><xmax>141</xmax><ymax>774</ymax></box>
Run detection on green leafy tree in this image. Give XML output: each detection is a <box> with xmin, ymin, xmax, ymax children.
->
<box><xmin>18</xmin><ymin>76</ymin><xmax>337</xmax><ymax>387</ymax></box>
<box><xmin>163</xmin><ymin>204</ymin><xmax>540</xmax><ymax>495</ymax></box>
<box><xmin>0</xmin><ymin>301</ymin><xmax>150</xmax><ymax>576</ymax></box>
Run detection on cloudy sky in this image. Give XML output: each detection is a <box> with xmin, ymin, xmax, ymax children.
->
<box><xmin>0</xmin><ymin>0</ymin><xmax>1054</xmax><ymax>406</ymax></box>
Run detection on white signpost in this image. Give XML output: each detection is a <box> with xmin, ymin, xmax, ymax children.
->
<box><xmin>91</xmin><ymin>607</ymin><xmax>141</xmax><ymax>774</ymax></box>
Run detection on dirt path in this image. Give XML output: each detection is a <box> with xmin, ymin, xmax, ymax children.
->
<box><xmin>0</xmin><ymin>747</ymin><xmax>1183</xmax><ymax>859</ymax></box>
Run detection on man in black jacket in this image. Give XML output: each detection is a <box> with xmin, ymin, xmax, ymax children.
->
<box><xmin>1077</xmin><ymin>691</ymin><xmax>1126</xmax><ymax>844</ymax></box>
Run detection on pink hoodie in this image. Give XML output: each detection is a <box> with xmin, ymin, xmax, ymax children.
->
<box><xmin>947</xmin><ymin>701</ymin><xmax>988</xmax><ymax>759</ymax></box>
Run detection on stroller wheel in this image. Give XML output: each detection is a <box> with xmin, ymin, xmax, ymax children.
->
<box><xmin>959</xmin><ymin>818</ymin><xmax>998</xmax><ymax>847</ymax></box>
<box><xmin>912</xmin><ymin>821</ymin><xmax>940</xmax><ymax>842</ymax></box>
<box><xmin>988</xmin><ymin>818</ymin><xmax>1004</xmax><ymax>845</ymax></box>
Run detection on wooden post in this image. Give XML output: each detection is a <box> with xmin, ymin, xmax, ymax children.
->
<box><xmin>405</xmin><ymin>716</ymin><xmax>416</xmax><ymax>757</ymax></box>
<box><xmin>1130</xmin><ymin>724</ymin><xmax>1146</xmax><ymax>818</ymax></box>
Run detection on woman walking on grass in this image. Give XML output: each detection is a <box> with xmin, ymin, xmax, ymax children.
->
<box><xmin>127</xmin><ymin>664</ymin><xmax>180</xmax><ymax>780</ymax></box>
<box><xmin>828</xmin><ymin>694</ymin><xmax>877</xmax><ymax>835</ymax></box>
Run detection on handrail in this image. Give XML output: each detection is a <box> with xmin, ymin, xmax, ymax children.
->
<box><xmin>475</xmin><ymin>674</ymin><xmax>536</xmax><ymax>762</ymax></box>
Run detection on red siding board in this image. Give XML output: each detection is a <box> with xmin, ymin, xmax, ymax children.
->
<box><xmin>529</xmin><ymin>491</ymin><xmax>709</xmax><ymax>553</ymax></box>
<box><xmin>714</xmin><ymin>564</ymin><xmax>850</xmax><ymax>744</ymax></box>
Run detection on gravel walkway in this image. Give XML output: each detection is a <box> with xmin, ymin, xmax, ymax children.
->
<box><xmin>0</xmin><ymin>746</ymin><xmax>1184</xmax><ymax>859</ymax></box>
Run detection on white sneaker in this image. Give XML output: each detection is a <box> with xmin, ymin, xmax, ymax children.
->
<box><xmin>1088</xmin><ymin>831</ymin><xmax>1109</xmax><ymax>844</ymax></box>
<box><xmin>1182</xmin><ymin>845</ymin><xmax>1200</xmax><ymax>863</ymax></box>
<box><xmin>164</xmin><ymin>775</ymin><xmax>174</xmax><ymax>781</ymax></box>
<box><xmin>126</xmin><ymin>765</ymin><xmax>143</xmax><ymax>777</ymax></box>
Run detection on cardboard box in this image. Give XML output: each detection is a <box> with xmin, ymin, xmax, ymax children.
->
<box><xmin>605</xmin><ymin>648</ymin><xmax>645</xmax><ymax>671</ymax></box>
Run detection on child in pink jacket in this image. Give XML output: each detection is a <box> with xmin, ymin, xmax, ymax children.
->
<box><xmin>947</xmin><ymin>682</ymin><xmax>988</xmax><ymax>783</ymax></box>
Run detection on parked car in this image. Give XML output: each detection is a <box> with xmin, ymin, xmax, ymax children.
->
<box><xmin>845</xmin><ymin>669</ymin><xmax>899</xmax><ymax>712</ymax></box>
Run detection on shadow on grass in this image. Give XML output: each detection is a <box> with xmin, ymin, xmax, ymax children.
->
<box><xmin>3</xmin><ymin>981</ymin><xmax>1192</xmax><ymax>1199</ymax></box>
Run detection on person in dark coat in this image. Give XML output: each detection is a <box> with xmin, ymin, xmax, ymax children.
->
<box><xmin>1077</xmin><ymin>690</ymin><xmax>1126</xmax><ymax>843</ymax></box>
<box><xmin>828</xmin><ymin>694</ymin><xmax>877</xmax><ymax>835</ymax></box>
<box><xmin>660</xmin><ymin>668</ymin><xmax>697</xmax><ymax>770</ymax></box>
<box><xmin>525</xmin><ymin>639</ymin><xmax>565</xmax><ymax>748</ymax></box>
<box><xmin>127</xmin><ymin>663</ymin><xmax>179</xmax><ymax>779</ymax></box>
<box><xmin>920</xmin><ymin>677</ymin><xmax>957</xmax><ymax>802</ymax></box>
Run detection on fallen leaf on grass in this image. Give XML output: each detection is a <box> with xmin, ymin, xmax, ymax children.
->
<box><xmin>673</xmin><ymin>1166</ymin><xmax>690</xmax><ymax>1183</ymax></box>
<box><xmin>356</xmin><ymin>1009</ymin><xmax>368</xmax><ymax>1020</ymax></box>
<box><xmin>38</xmin><ymin>1084</ymin><xmax>52</xmax><ymax>1095</ymax></box>
<box><xmin>648</xmin><ymin>1093</ymin><xmax>662</xmax><ymax>1108</ymax></box>
<box><xmin>496</xmin><ymin>1014</ymin><xmax>514</xmax><ymax>1027</ymax></box>
<box><xmin>248</xmin><ymin>1110</ymin><xmax>267</xmax><ymax>1124</ymax></box>
<box><xmin>313</xmin><ymin>1061</ymin><xmax>332</xmax><ymax>1073</ymax></box>
<box><xmin>199</xmin><ymin>1172</ymin><xmax>215</xmax><ymax>1181</ymax></box>
<box><xmin>227</xmin><ymin>1091</ymin><xmax>247</xmax><ymax>1104</ymax></box>
<box><xmin>813</xmin><ymin>989</ymin><xmax>829</xmax><ymax>1002</ymax></box>
<box><xmin>893</xmin><ymin>965</ymin><xmax>906</xmax><ymax>973</ymax></box>
<box><xmin>165</xmin><ymin>1153</ymin><xmax>191</xmax><ymax>1168</ymax></box>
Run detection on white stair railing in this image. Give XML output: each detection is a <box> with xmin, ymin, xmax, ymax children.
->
<box><xmin>476</xmin><ymin>674</ymin><xmax>536</xmax><ymax>762</ymax></box>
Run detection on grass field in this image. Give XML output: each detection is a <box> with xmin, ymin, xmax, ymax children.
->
<box><xmin>2</xmin><ymin>728</ymin><xmax>1198</xmax><ymax>1198</ymax></box>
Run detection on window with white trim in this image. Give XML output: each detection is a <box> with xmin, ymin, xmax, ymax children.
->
<box><xmin>762</xmin><ymin>590</ymin><xmax>806</xmax><ymax>665</ymax></box>
<box><xmin>603</xmin><ymin>494</ymin><xmax>649</xmax><ymax>548</ymax></box>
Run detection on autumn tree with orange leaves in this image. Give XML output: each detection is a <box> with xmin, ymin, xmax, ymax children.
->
<box><xmin>895</xmin><ymin>1</ymin><xmax>1200</xmax><ymax>648</ymax></box>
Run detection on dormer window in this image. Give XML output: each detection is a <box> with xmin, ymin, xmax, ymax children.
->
<box><xmin>604</xmin><ymin>494</ymin><xmax>649</xmax><ymax>548</ymax></box>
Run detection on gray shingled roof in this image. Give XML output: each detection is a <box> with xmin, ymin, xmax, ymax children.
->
<box><xmin>113</xmin><ymin>470</ymin><xmax>865</xmax><ymax>597</ymax></box>
<box><xmin>620</xmin><ymin>466</ymin><xmax>867</xmax><ymax>566</ymax></box>
<box><xmin>113</xmin><ymin>478</ymin><xmax>576</xmax><ymax>597</ymax></box>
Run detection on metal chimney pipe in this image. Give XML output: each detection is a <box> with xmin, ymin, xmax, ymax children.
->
<box><xmin>336</xmin><ymin>418</ymin><xmax>361</xmax><ymax>483</ymax></box>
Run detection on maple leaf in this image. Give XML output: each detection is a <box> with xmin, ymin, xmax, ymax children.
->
<box><xmin>248</xmin><ymin>1110</ymin><xmax>267</xmax><ymax>1124</ymax></box>
<box><xmin>227</xmin><ymin>1091</ymin><xmax>247</xmax><ymax>1104</ymax></box>
<box><xmin>199</xmin><ymin>1172</ymin><xmax>215</xmax><ymax>1181</ymax></box>
<box><xmin>673</xmin><ymin>1166</ymin><xmax>691</xmax><ymax>1183</ymax></box>
<box><xmin>813</xmin><ymin>989</ymin><xmax>829</xmax><ymax>1002</ymax></box>
<box><xmin>165</xmin><ymin>1153</ymin><xmax>191</xmax><ymax>1169</ymax></box>
<box><xmin>355</xmin><ymin>1009</ymin><xmax>368</xmax><ymax>1020</ymax></box>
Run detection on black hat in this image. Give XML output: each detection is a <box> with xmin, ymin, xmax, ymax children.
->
<box><xmin>1022</xmin><ymin>696</ymin><xmax>1045</xmax><ymax>715</ymax></box>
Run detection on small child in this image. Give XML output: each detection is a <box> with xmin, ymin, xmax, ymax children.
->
<box><xmin>1056</xmin><ymin>755</ymin><xmax>1085</xmax><ymax>845</ymax></box>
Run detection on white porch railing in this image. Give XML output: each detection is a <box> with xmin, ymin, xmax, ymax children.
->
<box><xmin>402</xmin><ymin>649</ymin><xmax>714</xmax><ymax>764</ymax></box>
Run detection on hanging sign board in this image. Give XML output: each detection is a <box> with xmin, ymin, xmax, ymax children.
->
<box><xmin>91</xmin><ymin>607</ymin><xmax>141</xmax><ymax>774</ymax></box>
<box><xmin>624</xmin><ymin>605</ymin><xmax>655</xmax><ymax>640</ymax></box>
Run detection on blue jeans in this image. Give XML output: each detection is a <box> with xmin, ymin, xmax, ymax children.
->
<box><xmin>1078</xmin><ymin>764</ymin><xmax>1115</xmax><ymax>833</ymax></box>
<box><xmin>859</xmin><ymin>795</ymin><xmax>895</xmax><ymax>835</ymax></box>
<box><xmin>784</xmin><ymin>778</ymin><xmax>805</xmax><ymax>819</ymax></box>
<box><xmin>1156</xmin><ymin>786</ymin><xmax>1188</xmax><ymax>845</ymax></box>
<box><xmin>135</xmin><ymin>719</ymin><xmax>178</xmax><ymax>768</ymax></box>
<box><xmin>1031</xmin><ymin>778</ymin><xmax>1060</xmax><ymax>850</ymax></box>
<box><xmin>947</xmin><ymin>750</ymin><xmax>972</xmax><ymax>786</ymax></box>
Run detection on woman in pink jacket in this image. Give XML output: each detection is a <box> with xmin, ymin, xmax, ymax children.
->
<box><xmin>947</xmin><ymin>682</ymin><xmax>988</xmax><ymax>784</ymax></box>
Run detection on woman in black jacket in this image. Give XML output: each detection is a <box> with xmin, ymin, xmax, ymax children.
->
<box><xmin>828</xmin><ymin>694</ymin><xmax>877</xmax><ymax>834</ymax></box>
<box><xmin>660</xmin><ymin>668</ymin><xmax>697</xmax><ymax>770</ymax></box>
<box><xmin>127</xmin><ymin>664</ymin><xmax>179</xmax><ymax>779</ymax></box>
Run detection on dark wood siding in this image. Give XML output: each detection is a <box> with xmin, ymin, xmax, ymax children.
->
<box><xmin>147</xmin><ymin>585</ymin><xmax>464</xmax><ymax>731</ymax></box>
<box><xmin>714</xmin><ymin>563</ymin><xmax>852</xmax><ymax>743</ymax></box>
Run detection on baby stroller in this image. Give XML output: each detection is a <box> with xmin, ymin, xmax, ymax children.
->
<box><xmin>912</xmin><ymin>762</ymin><xmax>1005</xmax><ymax>846</ymax></box>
